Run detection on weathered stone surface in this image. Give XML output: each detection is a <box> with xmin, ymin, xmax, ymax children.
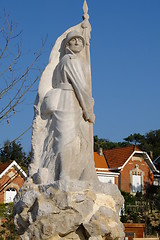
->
<box><xmin>14</xmin><ymin>180</ymin><xmax>124</xmax><ymax>240</ymax></box>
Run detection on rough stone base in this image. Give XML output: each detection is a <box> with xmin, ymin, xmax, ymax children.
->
<box><xmin>14</xmin><ymin>179</ymin><xmax>124</xmax><ymax>240</ymax></box>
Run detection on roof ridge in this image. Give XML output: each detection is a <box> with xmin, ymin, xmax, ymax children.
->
<box><xmin>103</xmin><ymin>145</ymin><xmax>141</xmax><ymax>153</ymax></box>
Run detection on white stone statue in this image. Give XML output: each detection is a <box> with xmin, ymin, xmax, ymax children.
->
<box><xmin>14</xmin><ymin>2</ymin><xmax>125</xmax><ymax>239</ymax></box>
<box><xmin>29</xmin><ymin>3</ymin><xmax>98</xmax><ymax>184</ymax></box>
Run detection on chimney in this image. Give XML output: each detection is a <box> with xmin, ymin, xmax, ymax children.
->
<box><xmin>98</xmin><ymin>148</ymin><xmax>103</xmax><ymax>156</ymax></box>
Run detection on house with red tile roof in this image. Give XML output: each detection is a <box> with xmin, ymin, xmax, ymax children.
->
<box><xmin>0</xmin><ymin>161</ymin><xmax>27</xmax><ymax>203</ymax></box>
<box><xmin>94</xmin><ymin>149</ymin><xmax>119</xmax><ymax>185</ymax></box>
<box><xmin>94</xmin><ymin>146</ymin><xmax>159</xmax><ymax>194</ymax></box>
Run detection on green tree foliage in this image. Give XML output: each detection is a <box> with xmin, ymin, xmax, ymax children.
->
<box><xmin>94</xmin><ymin>135</ymin><xmax>130</xmax><ymax>152</ymax></box>
<box><xmin>144</xmin><ymin>130</ymin><xmax>160</xmax><ymax>159</ymax></box>
<box><xmin>121</xmin><ymin>187</ymin><xmax>160</xmax><ymax>235</ymax></box>
<box><xmin>95</xmin><ymin>129</ymin><xmax>160</xmax><ymax>160</ymax></box>
<box><xmin>124</xmin><ymin>129</ymin><xmax>160</xmax><ymax>159</ymax></box>
<box><xmin>0</xmin><ymin>203</ymin><xmax>20</xmax><ymax>239</ymax></box>
<box><xmin>124</xmin><ymin>133</ymin><xmax>145</xmax><ymax>145</ymax></box>
<box><xmin>0</xmin><ymin>141</ymin><xmax>25</xmax><ymax>163</ymax></box>
<box><xmin>0</xmin><ymin>140</ymin><xmax>31</xmax><ymax>170</ymax></box>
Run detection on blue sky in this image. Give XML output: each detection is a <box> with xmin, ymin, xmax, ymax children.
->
<box><xmin>0</xmin><ymin>0</ymin><xmax>160</xmax><ymax>153</ymax></box>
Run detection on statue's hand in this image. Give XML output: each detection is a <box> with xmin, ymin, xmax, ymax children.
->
<box><xmin>83</xmin><ymin>110</ymin><xmax>89</xmax><ymax>121</ymax></box>
<box><xmin>83</xmin><ymin>110</ymin><xmax>95</xmax><ymax>124</ymax></box>
<box><xmin>89</xmin><ymin>113</ymin><xmax>95</xmax><ymax>124</ymax></box>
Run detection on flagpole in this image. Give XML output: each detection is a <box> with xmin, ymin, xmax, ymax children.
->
<box><xmin>81</xmin><ymin>0</ymin><xmax>94</xmax><ymax>162</ymax></box>
<box><xmin>82</xmin><ymin>0</ymin><xmax>92</xmax><ymax>95</ymax></box>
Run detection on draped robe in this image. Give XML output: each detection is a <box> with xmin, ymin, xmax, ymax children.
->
<box><xmin>31</xmin><ymin>49</ymin><xmax>97</xmax><ymax>183</ymax></box>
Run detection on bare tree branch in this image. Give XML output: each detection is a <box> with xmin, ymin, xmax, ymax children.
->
<box><xmin>0</xmin><ymin>10</ymin><xmax>47</xmax><ymax>122</ymax></box>
<box><xmin>0</xmin><ymin>125</ymin><xmax>32</xmax><ymax>151</ymax></box>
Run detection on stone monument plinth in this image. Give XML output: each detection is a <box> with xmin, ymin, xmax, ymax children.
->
<box><xmin>14</xmin><ymin>179</ymin><xmax>124</xmax><ymax>240</ymax></box>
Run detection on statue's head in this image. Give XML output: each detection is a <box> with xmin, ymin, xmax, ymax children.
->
<box><xmin>65</xmin><ymin>31</ymin><xmax>85</xmax><ymax>53</ymax></box>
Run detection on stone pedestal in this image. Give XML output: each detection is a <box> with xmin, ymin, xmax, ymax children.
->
<box><xmin>14</xmin><ymin>179</ymin><xmax>124</xmax><ymax>240</ymax></box>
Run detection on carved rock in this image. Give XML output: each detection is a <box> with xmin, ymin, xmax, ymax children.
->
<box><xmin>14</xmin><ymin>180</ymin><xmax>124</xmax><ymax>240</ymax></box>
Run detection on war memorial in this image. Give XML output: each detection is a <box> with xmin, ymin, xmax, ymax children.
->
<box><xmin>14</xmin><ymin>1</ymin><xmax>125</xmax><ymax>239</ymax></box>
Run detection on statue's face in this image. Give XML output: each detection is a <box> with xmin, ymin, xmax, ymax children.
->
<box><xmin>68</xmin><ymin>37</ymin><xmax>84</xmax><ymax>53</ymax></box>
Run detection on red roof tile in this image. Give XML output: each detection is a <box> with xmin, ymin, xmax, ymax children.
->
<box><xmin>103</xmin><ymin>145</ymin><xmax>141</xmax><ymax>169</ymax></box>
<box><xmin>94</xmin><ymin>152</ymin><xmax>108</xmax><ymax>169</ymax></box>
<box><xmin>0</xmin><ymin>162</ymin><xmax>11</xmax><ymax>174</ymax></box>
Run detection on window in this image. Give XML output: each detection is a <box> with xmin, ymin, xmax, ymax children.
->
<box><xmin>132</xmin><ymin>175</ymin><xmax>142</xmax><ymax>193</ymax></box>
<box><xmin>130</xmin><ymin>164</ymin><xmax>144</xmax><ymax>194</ymax></box>
<box><xmin>98</xmin><ymin>176</ymin><xmax>115</xmax><ymax>184</ymax></box>
<box><xmin>5</xmin><ymin>188</ymin><xmax>17</xmax><ymax>203</ymax></box>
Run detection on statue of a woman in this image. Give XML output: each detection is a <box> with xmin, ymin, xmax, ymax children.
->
<box><xmin>29</xmin><ymin>20</ymin><xmax>98</xmax><ymax>184</ymax></box>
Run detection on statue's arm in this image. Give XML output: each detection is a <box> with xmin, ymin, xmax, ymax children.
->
<box><xmin>63</xmin><ymin>60</ymin><xmax>94</xmax><ymax>122</ymax></box>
